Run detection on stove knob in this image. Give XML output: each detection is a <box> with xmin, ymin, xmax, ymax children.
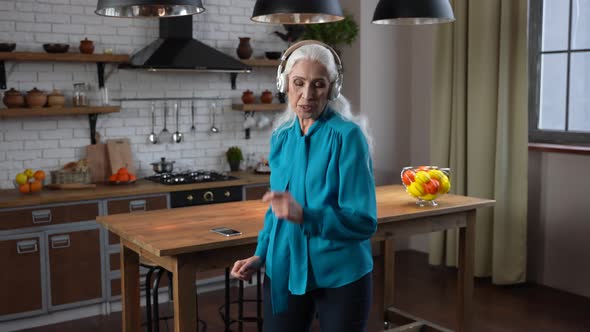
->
<box><xmin>187</xmin><ymin>195</ymin><xmax>194</xmax><ymax>201</ymax></box>
<box><xmin>224</xmin><ymin>191</ymin><xmax>231</xmax><ymax>197</ymax></box>
<box><xmin>203</xmin><ymin>191</ymin><xmax>214</xmax><ymax>202</ymax></box>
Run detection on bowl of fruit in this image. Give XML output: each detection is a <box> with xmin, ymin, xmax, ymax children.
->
<box><xmin>14</xmin><ymin>168</ymin><xmax>45</xmax><ymax>194</ymax></box>
<box><xmin>401</xmin><ymin>166</ymin><xmax>451</xmax><ymax>207</ymax></box>
<box><xmin>108</xmin><ymin>167</ymin><xmax>137</xmax><ymax>185</ymax></box>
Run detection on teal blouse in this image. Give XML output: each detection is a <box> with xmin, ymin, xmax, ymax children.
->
<box><xmin>253</xmin><ymin>107</ymin><xmax>377</xmax><ymax>314</ymax></box>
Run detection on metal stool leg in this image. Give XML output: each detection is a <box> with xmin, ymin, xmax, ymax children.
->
<box><xmin>152</xmin><ymin>267</ymin><xmax>165</xmax><ymax>332</ymax></box>
<box><xmin>224</xmin><ymin>267</ymin><xmax>231</xmax><ymax>331</ymax></box>
<box><xmin>238</xmin><ymin>279</ymin><xmax>244</xmax><ymax>332</ymax></box>
<box><xmin>145</xmin><ymin>267</ymin><xmax>155</xmax><ymax>332</ymax></box>
<box><xmin>257</xmin><ymin>270</ymin><xmax>262</xmax><ymax>332</ymax></box>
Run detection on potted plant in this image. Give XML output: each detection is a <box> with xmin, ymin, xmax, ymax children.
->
<box><xmin>300</xmin><ymin>13</ymin><xmax>359</xmax><ymax>54</ymax></box>
<box><xmin>226</xmin><ymin>146</ymin><xmax>243</xmax><ymax>172</ymax></box>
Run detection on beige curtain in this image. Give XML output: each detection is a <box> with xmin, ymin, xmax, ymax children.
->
<box><xmin>429</xmin><ymin>0</ymin><xmax>528</xmax><ymax>284</ymax></box>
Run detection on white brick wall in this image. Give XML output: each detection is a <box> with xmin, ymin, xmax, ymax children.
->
<box><xmin>0</xmin><ymin>0</ymin><xmax>289</xmax><ymax>188</ymax></box>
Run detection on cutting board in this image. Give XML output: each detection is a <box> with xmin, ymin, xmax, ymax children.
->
<box><xmin>86</xmin><ymin>143</ymin><xmax>110</xmax><ymax>183</ymax></box>
<box><xmin>106</xmin><ymin>138</ymin><xmax>136</xmax><ymax>175</ymax></box>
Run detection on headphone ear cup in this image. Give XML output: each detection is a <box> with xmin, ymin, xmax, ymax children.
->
<box><xmin>329</xmin><ymin>78</ymin><xmax>341</xmax><ymax>100</ymax></box>
<box><xmin>277</xmin><ymin>73</ymin><xmax>288</xmax><ymax>93</ymax></box>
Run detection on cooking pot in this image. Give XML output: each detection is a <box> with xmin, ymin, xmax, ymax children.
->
<box><xmin>151</xmin><ymin>157</ymin><xmax>175</xmax><ymax>173</ymax></box>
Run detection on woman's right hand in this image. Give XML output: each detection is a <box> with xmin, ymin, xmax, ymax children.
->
<box><xmin>230</xmin><ymin>256</ymin><xmax>262</xmax><ymax>281</ymax></box>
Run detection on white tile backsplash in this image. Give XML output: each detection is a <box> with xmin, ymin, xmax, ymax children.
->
<box><xmin>0</xmin><ymin>0</ymin><xmax>285</xmax><ymax>188</ymax></box>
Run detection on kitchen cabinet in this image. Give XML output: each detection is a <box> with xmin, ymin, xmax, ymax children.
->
<box><xmin>0</xmin><ymin>232</ymin><xmax>45</xmax><ymax>319</ymax></box>
<box><xmin>0</xmin><ymin>202</ymin><xmax>99</xmax><ymax>231</ymax></box>
<box><xmin>106</xmin><ymin>194</ymin><xmax>168</xmax><ymax>245</ymax></box>
<box><xmin>244</xmin><ymin>184</ymin><xmax>268</xmax><ymax>201</ymax></box>
<box><xmin>47</xmin><ymin>226</ymin><xmax>102</xmax><ymax>308</ymax></box>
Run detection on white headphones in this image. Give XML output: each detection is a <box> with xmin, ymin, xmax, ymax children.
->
<box><xmin>276</xmin><ymin>40</ymin><xmax>343</xmax><ymax>101</ymax></box>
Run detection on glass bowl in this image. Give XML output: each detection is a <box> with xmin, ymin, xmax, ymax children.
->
<box><xmin>401</xmin><ymin>166</ymin><xmax>451</xmax><ymax>207</ymax></box>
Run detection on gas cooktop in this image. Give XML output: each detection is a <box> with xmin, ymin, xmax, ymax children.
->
<box><xmin>145</xmin><ymin>170</ymin><xmax>238</xmax><ymax>185</ymax></box>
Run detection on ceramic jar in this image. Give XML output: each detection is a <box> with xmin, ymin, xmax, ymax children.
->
<box><xmin>47</xmin><ymin>89</ymin><xmax>66</xmax><ymax>108</ymax></box>
<box><xmin>236</xmin><ymin>37</ymin><xmax>252</xmax><ymax>59</ymax></box>
<box><xmin>79</xmin><ymin>38</ymin><xmax>94</xmax><ymax>54</ymax></box>
<box><xmin>260</xmin><ymin>90</ymin><xmax>273</xmax><ymax>104</ymax></box>
<box><xmin>2</xmin><ymin>88</ymin><xmax>25</xmax><ymax>108</ymax></box>
<box><xmin>241</xmin><ymin>90</ymin><xmax>255</xmax><ymax>104</ymax></box>
<box><xmin>25</xmin><ymin>88</ymin><xmax>47</xmax><ymax>108</ymax></box>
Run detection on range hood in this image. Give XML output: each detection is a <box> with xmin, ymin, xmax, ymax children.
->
<box><xmin>120</xmin><ymin>15</ymin><xmax>251</xmax><ymax>74</ymax></box>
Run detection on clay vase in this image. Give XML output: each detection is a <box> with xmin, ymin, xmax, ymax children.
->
<box><xmin>236</xmin><ymin>37</ymin><xmax>252</xmax><ymax>59</ymax></box>
<box><xmin>25</xmin><ymin>88</ymin><xmax>47</xmax><ymax>108</ymax></box>
<box><xmin>241</xmin><ymin>90</ymin><xmax>255</xmax><ymax>104</ymax></box>
<box><xmin>260</xmin><ymin>90</ymin><xmax>273</xmax><ymax>104</ymax></box>
<box><xmin>2</xmin><ymin>88</ymin><xmax>25</xmax><ymax>108</ymax></box>
<box><xmin>47</xmin><ymin>89</ymin><xmax>66</xmax><ymax>108</ymax></box>
<box><xmin>79</xmin><ymin>38</ymin><xmax>95</xmax><ymax>54</ymax></box>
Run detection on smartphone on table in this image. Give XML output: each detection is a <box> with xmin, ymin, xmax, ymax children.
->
<box><xmin>210</xmin><ymin>227</ymin><xmax>242</xmax><ymax>237</ymax></box>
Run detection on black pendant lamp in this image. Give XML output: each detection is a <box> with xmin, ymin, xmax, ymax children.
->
<box><xmin>251</xmin><ymin>0</ymin><xmax>344</xmax><ymax>24</ymax></box>
<box><xmin>95</xmin><ymin>0</ymin><xmax>205</xmax><ymax>18</ymax></box>
<box><xmin>372</xmin><ymin>0</ymin><xmax>455</xmax><ymax>25</ymax></box>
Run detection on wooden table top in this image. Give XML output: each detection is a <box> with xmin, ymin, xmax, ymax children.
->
<box><xmin>0</xmin><ymin>171</ymin><xmax>269</xmax><ymax>209</ymax></box>
<box><xmin>97</xmin><ymin>185</ymin><xmax>494</xmax><ymax>257</ymax></box>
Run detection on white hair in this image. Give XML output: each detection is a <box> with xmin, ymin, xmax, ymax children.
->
<box><xmin>273</xmin><ymin>44</ymin><xmax>374</xmax><ymax>155</ymax></box>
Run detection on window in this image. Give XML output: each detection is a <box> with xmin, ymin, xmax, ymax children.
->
<box><xmin>529</xmin><ymin>0</ymin><xmax>590</xmax><ymax>144</ymax></box>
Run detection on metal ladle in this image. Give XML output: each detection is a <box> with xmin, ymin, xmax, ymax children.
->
<box><xmin>209</xmin><ymin>101</ymin><xmax>219</xmax><ymax>135</ymax></box>
<box><xmin>148</xmin><ymin>102</ymin><xmax>158</xmax><ymax>144</ymax></box>
<box><xmin>159</xmin><ymin>103</ymin><xmax>172</xmax><ymax>142</ymax></box>
<box><xmin>190</xmin><ymin>100</ymin><xmax>196</xmax><ymax>134</ymax></box>
<box><xmin>172</xmin><ymin>102</ymin><xmax>183</xmax><ymax>143</ymax></box>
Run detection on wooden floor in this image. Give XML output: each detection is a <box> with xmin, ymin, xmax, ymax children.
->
<box><xmin>18</xmin><ymin>250</ymin><xmax>590</xmax><ymax>332</ymax></box>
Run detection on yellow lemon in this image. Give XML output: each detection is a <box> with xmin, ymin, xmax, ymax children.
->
<box><xmin>24</xmin><ymin>168</ymin><xmax>34</xmax><ymax>178</ymax></box>
<box><xmin>15</xmin><ymin>173</ymin><xmax>28</xmax><ymax>185</ymax></box>
<box><xmin>420</xmin><ymin>194</ymin><xmax>437</xmax><ymax>201</ymax></box>
<box><xmin>414</xmin><ymin>171</ymin><xmax>431</xmax><ymax>184</ymax></box>
<box><xmin>428</xmin><ymin>169</ymin><xmax>445</xmax><ymax>181</ymax></box>
<box><xmin>439</xmin><ymin>178</ymin><xmax>451</xmax><ymax>194</ymax></box>
<box><xmin>407</xmin><ymin>181</ymin><xmax>425</xmax><ymax>197</ymax></box>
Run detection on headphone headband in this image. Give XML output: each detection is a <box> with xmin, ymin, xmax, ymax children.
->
<box><xmin>276</xmin><ymin>40</ymin><xmax>343</xmax><ymax>100</ymax></box>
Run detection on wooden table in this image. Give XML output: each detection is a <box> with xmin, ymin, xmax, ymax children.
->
<box><xmin>96</xmin><ymin>185</ymin><xmax>494</xmax><ymax>332</ymax></box>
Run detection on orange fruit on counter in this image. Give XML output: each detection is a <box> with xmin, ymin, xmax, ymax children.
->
<box><xmin>30</xmin><ymin>180</ymin><xmax>43</xmax><ymax>193</ymax></box>
<box><xmin>117</xmin><ymin>173</ymin><xmax>130</xmax><ymax>182</ymax></box>
<box><xmin>128</xmin><ymin>174</ymin><xmax>137</xmax><ymax>182</ymax></box>
<box><xmin>33</xmin><ymin>170</ymin><xmax>45</xmax><ymax>181</ymax></box>
<box><xmin>117</xmin><ymin>167</ymin><xmax>128</xmax><ymax>175</ymax></box>
<box><xmin>19</xmin><ymin>183</ymin><xmax>31</xmax><ymax>193</ymax></box>
<box><xmin>402</xmin><ymin>169</ymin><xmax>415</xmax><ymax>186</ymax></box>
<box><xmin>109</xmin><ymin>174</ymin><xmax>118</xmax><ymax>182</ymax></box>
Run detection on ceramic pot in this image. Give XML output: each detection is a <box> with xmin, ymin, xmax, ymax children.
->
<box><xmin>241</xmin><ymin>90</ymin><xmax>255</xmax><ymax>104</ymax></box>
<box><xmin>228</xmin><ymin>159</ymin><xmax>240</xmax><ymax>172</ymax></box>
<box><xmin>47</xmin><ymin>89</ymin><xmax>66</xmax><ymax>108</ymax></box>
<box><xmin>25</xmin><ymin>88</ymin><xmax>47</xmax><ymax>108</ymax></box>
<box><xmin>79</xmin><ymin>38</ymin><xmax>95</xmax><ymax>54</ymax></box>
<box><xmin>260</xmin><ymin>90</ymin><xmax>273</xmax><ymax>104</ymax></box>
<box><xmin>2</xmin><ymin>88</ymin><xmax>25</xmax><ymax>108</ymax></box>
<box><xmin>236</xmin><ymin>37</ymin><xmax>252</xmax><ymax>59</ymax></box>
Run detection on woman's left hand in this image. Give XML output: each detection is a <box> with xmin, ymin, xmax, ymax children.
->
<box><xmin>262</xmin><ymin>191</ymin><xmax>303</xmax><ymax>224</ymax></box>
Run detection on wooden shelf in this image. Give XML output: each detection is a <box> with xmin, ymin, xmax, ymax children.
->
<box><xmin>240</xmin><ymin>59</ymin><xmax>280</xmax><ymax>67</ymax></box>
<box><xmin>0</xmin><ymin>106</ymin><xmax>120</xmax><ymax>118</ymax></box>
<box><xmin>232</xmin><ymin>103</ymin><xmax>286</xmax><ymax>112</ymax></box>
<box><xmin>0</xmin><ymin>52</ymin><xmax>130</xmax><ymax>63</ymax></box>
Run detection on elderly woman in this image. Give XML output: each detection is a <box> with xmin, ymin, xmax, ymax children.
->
<box><xmin>231</xmin><ymin>41</ymin><xmax>377</xmax><ymax>332</ymax></box>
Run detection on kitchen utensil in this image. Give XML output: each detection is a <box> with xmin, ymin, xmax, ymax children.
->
<box><xmin>43</xmin><ymin>43</ymin><xmax>69</xmax><ymax>53</ymax></box>
<box><xmin>86</xmin><ymin>138</ymin><xmax>109</xmax><ymax>183</ymax></box>
<box><xmin>190</xmin><ymin>100</ymin><xmax>196</xmax><ymax>134</ymax></box>
<box><xmin>172</xmin><ymin>102</ymin><xmax>183</xmax><ymax>143</ymax></box>
<box><xmin>159</xmin><ymin>103</ymin><xmax>172</xmax><ymax>142</ymax></box>
<box><xmin>2</xmin><ymin>88</ymin><xmax>25</xmax><ymax>108</ymax></box>
<box><xmin>106</xmin><ymin>138</ymin><xmax>135</xmax><ymax>175</ymax></box>
<box><xmin>401</xmin><ymin>166</ymin><xmax>451</xmax><ymax>207</ymax></box>
<box><xmin>151</xmin><ymin>157</ymin><xmax>175</xmax><ymax>173</ymax></box>
<box><xmin>148</xmin><ymin>102</ymin><xmax>159</xmax><ymax>144</ymax></box>
<box><xmin>209</xmin><ymin>101</ymin><xmax>219</xmax><ymax>135</ymax></box>
<box><xmin>72</xmin><ymin>83</ymin><xmax>87</xmax><ymax>106</ymax></box>
<box><xmin>241</xmin><ymin>90</ymin><xmax>255</xmax><ymax>104</ymax></box>
<box><xmin>47</xmin><ymin>89</ymin><xmax>65</xmax><ymax>108</ymax></box>
<box><xmin>25</xmin><ymin>87</ymin><xmax>47</xmax><ymax>108</ymax></box>
<box><xmin>79</xmin><ymin>38</ymin><xmax>95</xmax><ymax>54</ymax></box>
<box><xmin>260</xmin><ymin>90</ymin><xmax>273</xmax><ymax>104</ymax></box>
<box><xmin>0</xmin><ymin>43</ymin><xmax>16</xmax><ymax>52</ymax></box>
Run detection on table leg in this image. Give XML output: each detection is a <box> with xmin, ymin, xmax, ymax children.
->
<box><xmin>121</xmin><ymin>244</ymin><xmax>140</xmax><ymax>332</ymax></box>
<box><xmin>173</xmin><ymin>255</ymin><xmax>197</xmax><ymax>332</ymax></box>
<box><xmin>457</xmin><ymin>210</ymin><xmax>476</xmax><ymax>332</ymax></box>
<box><xmin>381</xmin><ymin>237</ymin><xmax>395</xmax><ymax>326</ymax></box>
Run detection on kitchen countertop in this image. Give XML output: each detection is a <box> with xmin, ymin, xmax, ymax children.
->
<box><xmin>0</xmin><ymin>171</ymin><xmax>269</xmax><ymax>209</ymax></box>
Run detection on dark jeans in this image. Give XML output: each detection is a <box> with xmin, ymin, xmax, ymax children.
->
<box><xmin>262</xmin><ymin>272</ymin><xmax>372</xmax><ymax>332</ymax></box>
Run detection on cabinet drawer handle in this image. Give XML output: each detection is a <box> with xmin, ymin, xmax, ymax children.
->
<box><xmin>224</xmin><ymin>191</ymin><xmax>231</xmax><ymax>197</ymax></box>
<box><xmin>17</xmin><ymin>239</ymin><xmax>38</xmax><ymax>254</ymax></box>
<box><xmin>32</xmin><ymin>209</ymin><xmax>52</xmax><ymax>224</ymax></box>
<box><xmin>129</xmin><ymin>200</ymin><xmax>147</xmax><ymax>212</ymax></box>
<box><xmin>50</xmin><ymin>235</ymin><xmax>70</xmax><ymax>249</ymax></box>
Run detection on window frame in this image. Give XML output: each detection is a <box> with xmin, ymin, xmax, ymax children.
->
<box><xmin>528</xmin><ymin>0</ymin><xmax>590</xmax><ymax>144</ymax></box>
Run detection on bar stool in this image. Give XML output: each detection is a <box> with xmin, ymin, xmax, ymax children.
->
<box><xmin>219</xmin><ymin>267</ymin><xmax>263</xmax><ymax>332</ymax></box>
<box><xmin>141</xmin><ymin>258</ymin><xmax>207</xmax><ymax>332</ymax></box>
